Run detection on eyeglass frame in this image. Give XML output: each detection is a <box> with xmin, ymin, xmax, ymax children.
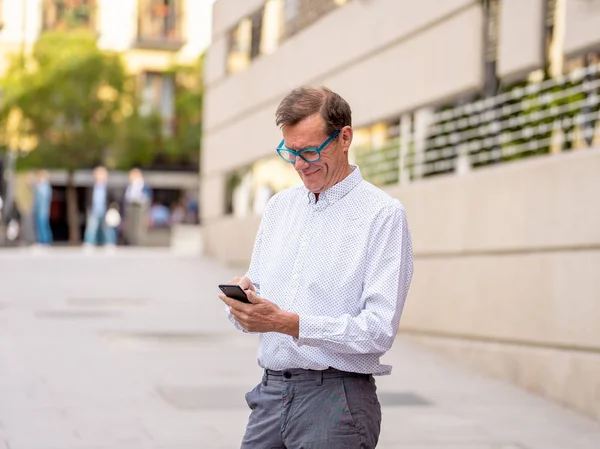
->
<box><xmin>276</xmin><ymin>130</ymin><xmax>341</xmax><ymax>163</ymax></box>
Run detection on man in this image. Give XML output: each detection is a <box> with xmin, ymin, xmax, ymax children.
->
<box><xmin>33</xmin><ymin>169</ymin><xmax>53</xmax><ymax>246</ymax></box>
<box><xmin>83</xmin><ymin>166</ymin><xmax>115</xmax><ymax>248</ymax></box>
<box><xmin>123</xmin><ymin>168</ymin><xmax>151</xmax><ymax>246</ymax></box>
<box><xmin>219</xmin><ymin>86</ymin><xmax>413</xmax><ymax>448</ymax></box>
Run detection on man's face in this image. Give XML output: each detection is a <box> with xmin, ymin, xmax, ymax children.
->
<box><xmin>95</xmin><ymin>167</ymin><xmax>107</xmax><ymax>183</ymax></box>
<box><xmin>37</xmin><ymin>170</ymin><xmax>49</xmax><ymax>182</ymax></box>
<box><xmin>129</xmin><ymin>169</ymin><xmax>142</xmax><ymax>183</ymax></box>
<box><xmin>281</xmin><ymin>114</ymin><xmax>350</xmax><ymax>194</ymax></box>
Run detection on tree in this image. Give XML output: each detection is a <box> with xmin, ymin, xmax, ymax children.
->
<box><xmin>0</xmin><ymin>30</ymin><xmax>128</xmax><ymax>243</ymax></box>
<box><xmin>0</xmin><ymin>32</ymin><xmax>204</xmax><ymax>243</ymax></box>
<box><xmin>112</xmin><ymin>55</ymin><xmax>204</xmax><ymax>171</ymax></box>
<box><xmin>167</xmin><ymin>56</ymin><xmax>204</xmax><ymax>169</ymax></box>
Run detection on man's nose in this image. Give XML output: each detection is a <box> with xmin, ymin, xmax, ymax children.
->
<box><xmin>294</xmin><ymin>157</ymin><xmax>309</xmax><ymax>171</ymax></box>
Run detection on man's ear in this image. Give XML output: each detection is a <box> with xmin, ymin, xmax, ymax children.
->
<box><xmin>341</xmin><ymin>126</ymin><xmax>353</xmax><ymax>152</ymax></box>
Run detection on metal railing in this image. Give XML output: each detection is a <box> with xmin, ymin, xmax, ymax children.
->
<box><xmin>354</xmin><ymin>140</ymin><xmax>400</xmax><ymax>186</ymax></box>
<box><xmin>356</xmin><ymin>63</ymin><xmax>600</xmax><ymax>186</ymax></box>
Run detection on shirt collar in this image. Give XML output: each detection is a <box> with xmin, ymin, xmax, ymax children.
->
<box><xmin>306</xmin><ymin>165</ymin><xmax>363</xmax><ymax>206</ymax></box>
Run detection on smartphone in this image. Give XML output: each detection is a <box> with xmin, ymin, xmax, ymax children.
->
<box><xmin>218</xmin><ymin>284</ymin><xmax>251</xmax><ymax>304</ymax></box>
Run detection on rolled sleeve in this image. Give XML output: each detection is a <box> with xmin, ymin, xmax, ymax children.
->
<box><xmin>294</xmin><ymin>205</ymin><xmax>413</xmax><ymax>354</ymax></box>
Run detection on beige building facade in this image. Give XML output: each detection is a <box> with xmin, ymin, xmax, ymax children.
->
<box><xmin>202</xmin><ymin>0</ymin><xmax>600</xmax><ymax>421</ymax></box>
<box><xmin>0</xmin><ymin>0</ymin><xmax>213</xmax><ymax>242</ymax></box>
<box><xmin>0</xmin><ymin>0</ymin><xmax>212</xmax><ymax>120</ymax></box>
<box><xmin>0</xmin><ymin>0</ymin><xmax>213</xmax><ymax>65</ymax></box>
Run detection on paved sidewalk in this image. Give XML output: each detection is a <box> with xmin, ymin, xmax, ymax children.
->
<box><xmin>0</xmin><ymin>247</ymin><xmax>599</xmax><ymax>449</ymax></box>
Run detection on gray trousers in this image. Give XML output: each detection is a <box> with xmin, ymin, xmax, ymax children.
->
<box><xmin>241</xmin><ymin>368</ymin><xmax>381</xmax><ymax>449</ymax></box>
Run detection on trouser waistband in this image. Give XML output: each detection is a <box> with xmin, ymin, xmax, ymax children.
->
<box><xmin>262</xmin><ymin>367</ymin><xmax>371</xmax><ymax>385</ymax></box>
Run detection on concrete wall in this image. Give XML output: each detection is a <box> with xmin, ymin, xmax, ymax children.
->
<box><xmin>202</xmin><ymin>0</ymin><xmax>485</xmax><ymax>221</ymax></box>
<box><xmin>392</xmin><ymin>148</ymin><xmax>600</xmax><ymax>421</ymax></box>
<box><xmin>201</xmin><ymin>149</ymin><xmax>600</xmax><ymax>421</ymax></box>
<box><xmin>205</xmin><ymin>0</ymin><xmax>479</xmax><ymax>132</ymax></box>
<box><xmin>203</xmin><ymin>214</ymin><xmax>261</xmax><ymax>268</ymax></box>
<box><xmin>497</xmin><ymin>0</ymin><xmax>545</xmax><ymax>83</ymax></box>
<box><xmin>564</xmin><ymin>0</ymin><xmax>600</xmax><ymax>57</ymax></box>
<box><xmin>0</xmin><ymin>0</ymin><xmax>43</xmax><ymax>45</ymax></box>
<box><xmin>202</xmin><ymin>0</ymin><xmax>600</xmax><ymax>420</ymax></box>
<box><xmin>211</xmin><ymin>0</ymin><xmax>266</xmax><ymax>40</ymax></box>
<box><xmin>0</xmin><ymin>0</ymin><xmax>42</xmax><ymax>72</ymax></box>
<box><xmin>97</xmin><ymin>0</ymin><xmax>137</xmax><ymax>52</ymax></box>
<box><xmin>202</xmin><ymin>0</ymin><xmax>566</xmax><ymax>223</ymax></box>
<box><xmin>0</xmin><ymin>0</ymin><xmax>208</xmax><ymax>73</ymax></box>
<box><xmin>178</xmin><ymin>0</ymin><xmax>214</xmax><ymax>62</ymax></box>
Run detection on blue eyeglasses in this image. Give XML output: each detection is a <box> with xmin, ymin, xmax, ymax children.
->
<box><xmin>276</xmin><ymin>130</ymin><xmax>340</xmax><ymax>163</ymax></box>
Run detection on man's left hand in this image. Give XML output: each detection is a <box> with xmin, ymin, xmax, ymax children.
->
<box><xmin>219</xmin><ymin>291</ymin><xmax>299</xmax><ymax>337</ymax></box>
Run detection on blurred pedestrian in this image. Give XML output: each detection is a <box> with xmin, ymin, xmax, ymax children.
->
<box><xmin>123</xmin><ymin>168</ymin><xmax>151</xmax><ymax>246</ymax></box>
<box><xmin>33</xmin><ymin>169</ymin><xmax>52</xmax><ymax>246</ymax></box>
<box><xmin>83</xmin><ymin>166</ymin><xmax>116</xmax><ymax>248</ymax></box>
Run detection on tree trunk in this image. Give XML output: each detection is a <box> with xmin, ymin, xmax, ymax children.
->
<box><xmin>66</xmin><ymin>170</ymin><xmax>80</xmax><ymax>244</ymax></box>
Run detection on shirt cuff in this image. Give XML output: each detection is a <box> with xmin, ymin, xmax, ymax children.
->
<box><xmin>295</xmin><ymin>314</ymin><xmax>329</xmax><ymax>346</ymax></box>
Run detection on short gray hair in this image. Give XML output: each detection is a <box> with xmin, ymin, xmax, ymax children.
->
<box><xmin>275</xmin><ymin>86</ymin><xmax>352</xmax><ymax>135</ymax></box>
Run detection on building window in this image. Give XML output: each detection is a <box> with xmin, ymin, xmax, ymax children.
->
<box><xmin>282</xmin><ymin>0</ymin><xmax>348</xmax><ymax>40</ymax></box>
<box><xmin>224</xmin><ymin>156</ymin><xmax>299</xmax><ymax>217</ymax></box>
<box><xmin>283</xmin><ymin>0</ymin><xmax>300</xmax><ymax>38</ymax></box>
<box><xmin>42</xmin><ymin>0</ymin><xmax>96</xmax><ymax>31</ymax></box>
<box><xmin>136</xmin><ymin>0</ymin><xmax>184</xmax><ymax>49</ymax></box>
<box><xmin>261</xmin><ymin>0</ymin><xmax>285</xmax><ymax>55</ymax></box>
<box><xmin>226</xmin><ymin>18</ymin><xmax>252</xmax><ymax>74</ymax></box>
<box><xmin>482</xmin><ymin>0</ymin><xmax>500</xmax><ymax>96</ymax></box>
<box><xmin>225</xmin><ymin>0</ymin><xmax>349</xmax><ymax>75</ymax></box>
<box><xmin>544</xmin><ymin>0</ymin><xmax>566</xmax><ymax>78</ymax></box>
<box><xmin>226</xmin><ymin>7</ymin><xmax>267</xmax><ymax>75</ymax></box>
<box><xmin>249</xmin><ymin>9</ymin><xmax>265</xmax><ymax>60</ymax></box>
<box><xmin>140</xmin><ymin>72</ymin><xmax>175</xmax><ymax>136</ymax></box>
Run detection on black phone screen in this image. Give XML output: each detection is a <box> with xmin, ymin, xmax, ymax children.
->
<box><xmin>218</xmin><ymin>284</ymin><xmax>251</xmax><ymax>304</ymax></box>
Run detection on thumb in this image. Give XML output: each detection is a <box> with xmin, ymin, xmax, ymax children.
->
<box><xmin>245</xmin><ymin>290</ymin><xmax>263</xmax><ymax>304</ymax></box>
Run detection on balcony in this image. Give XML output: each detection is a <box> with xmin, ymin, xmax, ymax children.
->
<box><xmin>134</xmin><ymin>0</ymin><xmax>186</xmax><ymax>51</ymax></box>
<box><xmin>42</xmin><ymin>0</ymin><xmax>96</xmax><ymax>32</ymax></box>
<box><xmin>352</xmin><ymin>60</ymin><xmax>600</xmax><ymax>187</ymax></box>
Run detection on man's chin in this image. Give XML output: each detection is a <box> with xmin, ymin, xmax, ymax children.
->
<box><xmin>299</xmin><ymin>170</ymin><xmax>325</xmax><ymax>193</ymax></box>
<box><xmin>303</xmin><ymin>182</ymin><xmax>324</xmax><ymax>194</ymax></box>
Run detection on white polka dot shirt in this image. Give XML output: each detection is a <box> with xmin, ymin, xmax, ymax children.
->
<box><xmin>226</xmin><ymin>166</ymin><xmax>413</xmax><ymax>375</ymax></box>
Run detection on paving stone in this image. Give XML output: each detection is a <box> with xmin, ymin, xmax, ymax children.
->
<box><xmin>0</xmin><ymin>247</ymin><xmax>598</xmax><ymax>449</ymax></box>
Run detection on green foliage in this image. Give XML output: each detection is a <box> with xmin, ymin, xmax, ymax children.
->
<box><xmin>420</xmin><ymin>68</ymin><xmax>595</xmax><ymax>176</ymax></box>
<box><xmin>0</xmin><ymin>31</ymin><xmax>204</xmax><ymax>173</ymax></box>
<box><xmin>51</xmin><ymin>0</ymin><xmax>94</xmax><ymax>30</ymax></box>
<box><xmin>492</xmin><ymin>73</ymin><xmax>587</xmax><ymax>164</ymax></box>
<box><xmin>0</xmin><ymin>30</ymin><xmax>128</xmax><ymax>171</ymax></box>
<box><xmin>112</xmin><ymin>111</ymin><xmax>164</xmax><ymax>169</ymax></box>
<box><xmin>163</xmin><ymin>56</ymin><xmax>204</xmax><ymax>167</ymax></box>
<box><xmin>354</xmin><ymin>139</ymin><xmax>400</xmax><ymax>186</ymax></box>
<box><xmin>111</xmin><ymin>55</ymin><xmax>204</xmax><ymax>170</ymax></box>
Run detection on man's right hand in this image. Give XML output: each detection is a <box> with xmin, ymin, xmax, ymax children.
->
<box><xmin>228</xmin><ymin>276</ymin><xmax>256</xmax><ymax>293</ymax></box>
